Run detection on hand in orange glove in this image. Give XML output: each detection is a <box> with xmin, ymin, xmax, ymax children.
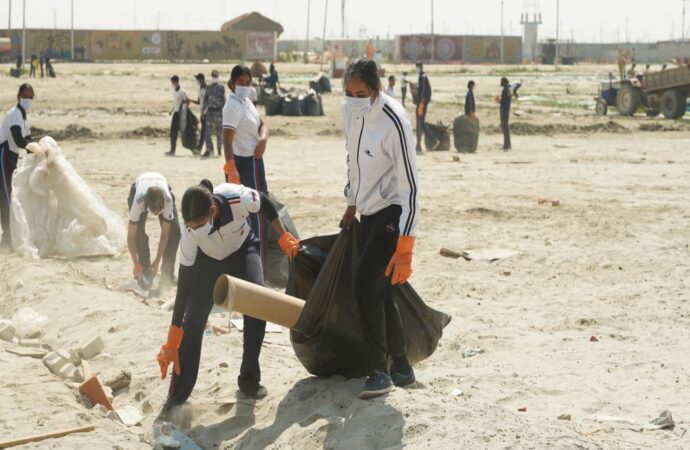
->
<box><xmin>416</xmin><ymin>100</ymin><xmax>425</xmax><ymax>117</ymax></box>
<box><xmin>133</xmin><ymin>263</ymin><xmax>143</xmax><ymax>277</ymax></box>
<box><xmin>157</xmin><ymin>325</ymin><xmax>184</xmax><ymax>380</ymax></box>
<box><xmin>278</xmin><ymin>232</ymin><xmax>300</xmax><ymax>260</ymax></box>
<box><xmin>223</xmin><ymin>160</ymin><xmax>240</xmax><ymax>184</ymax></box>
<box><xmin>385</xmin><ymin>236</ymin><xmax>415</xmax><ymax>285</ymax></box>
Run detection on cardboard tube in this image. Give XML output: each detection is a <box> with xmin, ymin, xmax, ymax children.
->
<box><xmin>213</xmin><ymin>275</ymin><xmax>304</xmax><ymax>329</ymax></box>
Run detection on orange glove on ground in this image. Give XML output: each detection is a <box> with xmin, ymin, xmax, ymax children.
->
<box><xmin>416</xmin><ymin>100</ymin><xmax>425</xmax><ymax>116</ymax></box>
<box><xmin>385</xmin><ymin>236</ymin><xmax>415</xmax><ymax>285</ymax></box>
<box><xmin>223</xmin><ymin>160</ymin><xmax>240</xmax><ymax>184</ymax></box>
<box><xmin>157</xmin><ymin>325</ymin><xmax>184</xmax><ymax>380</ymax></box>
<box><xmin>278</xmin><ymin>232</ymin><xmax>300</xmax><ymax>260</ymax></box>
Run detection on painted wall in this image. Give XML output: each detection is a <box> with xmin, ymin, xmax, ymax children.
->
<box><xmin>463</xmin><ymin>36</ymin><xmax>522</xmax><ymax>64</ymax></box>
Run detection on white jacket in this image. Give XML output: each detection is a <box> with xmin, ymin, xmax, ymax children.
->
<box><xmin>342</xmin><ymin>92</ymin><xmax>419</xmax><ymax>236</ymax></box>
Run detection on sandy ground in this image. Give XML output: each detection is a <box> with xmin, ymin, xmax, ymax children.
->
<box><xmin>0</xmin><ymin>62</ymin><xmax>689</xmax><ymax>449</ymax></box>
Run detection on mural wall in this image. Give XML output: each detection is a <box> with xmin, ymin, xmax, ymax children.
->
<box><xmin>463</xmin><ymin>36</ymin><xmax>522</xmax><ymax>64</ymax></box>
<box><xmin>395</xmin><ymin>34</ymin><xmax>522</xmax><ymax>63</ymax></box>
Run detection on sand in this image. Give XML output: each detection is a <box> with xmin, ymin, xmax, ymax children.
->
<box><xmin>0</xmin><ymin>62</ymin><xmax>689</xmax><ymax>449</ymax></box>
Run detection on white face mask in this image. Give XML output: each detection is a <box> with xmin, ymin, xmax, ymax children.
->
<box><xmin>234</xmin><ymin>86</ymin><xmax>252</xmax><ymax>101</ymax></box>
<box><xmin>190</xmin><ymin>220</ymin><xmax>212</xmax><ymax>238</ymax></box>
<box><xmin>211</xmin><ymin>77</ymin><xmax>219</xmax><ymax>84</ymax></box>
<box><xmin>19</xmin><ymin>98</ymin><xmax>32</xmax><ymax>111</ymax></box>
<box><xmin>344</xmin><ymin>96</ymin><xmax>371</xmax><ymax>116</ymax></box>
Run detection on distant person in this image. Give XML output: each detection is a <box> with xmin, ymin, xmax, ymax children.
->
<box><xmin>265</xmin><ymin>64</ymin><xmax>279</xmax><ymax>91</ymax></box>
<box><xmin>414</xmin><ymin>62</ymin><xmax>438</xmax><ymax>152</ymax></box>
<box><xmin>222</xmin><ymin>65</ymin><xmax>271</xmax><ymax>266</ymax></box>
<box><xmin>15</xmin><ymin>54</ymin><xmax>21</xmax><ymax>70</ymax></box>
<box><xmin>400</xmin><ymin>71</ymin><xmax>408</xmax><ymax>107</ymax></box>
<box><xmin>39</xmin><ymin>54</ymin><xmax>45</xmax><ymax>78</ymax></box>
<box><xmin>201</xmin><ymin>69</ymin><xmax>225</xmax><ymax>158</ymax></box>
<box><xmin>618</xmin><ymin>51</ymin><xmax>628</xmax><ymax>80</ymax></box>
<box><xmin>45</xmin><ymin>56</ymin><xmax>55</xmax><ymax>78</ymax></box>
<box><xmin>627</xmin><ymin>63</ymin><xmax>637</xmax><ymax>80</ymax></box>
<box><xmin>188</xmin><ymin>73</ymin><xmax>208</xmax><ymax>153</ymax></box>
<box><xmin>496</xmin><ymin>77</ymin><xmax>512</xmax><ymax>151</ymax></box>
<box><xmin>165</xmin><ymin>75</ymin><xmax>188</xmax><ymax>157</ymax></box>
<box><xmin>0</xmin><ymin>83</ymin><xmax>34</xmax><ymax>251</ymax></box>
<box><xmin>383</xmin><ymin>75</ymin><xmax>396</xmax><ymax>98</ymax></box>
<box><xmin>29</xmin><ymin>54</ymin><xmax>37</xmax><ymax>78</ymax></box>
<box><xmin>366</xmin><ymin>39</ymin><xmax>375</xmax><ymax>60</ymax></box>
<box><xmin>465</xmin><ymin>80</ymin><xmax>476</xmax><ymax>116</ymax></box>
<box><xmin>511</xmin><ymin>80</ymin><xmax>522</xmax><ymax>99</ymax></box>
<box><xmin>126</xmin><ymin>172</ymin><xmax>181</xmax><ymax>291</ymax></box>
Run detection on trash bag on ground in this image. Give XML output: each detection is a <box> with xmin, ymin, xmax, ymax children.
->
<box><xmin>286</xmin><ymin>221</ymin><xmax>451</xmax><ymax>378</ymax></box>
<box><xmin>425</xmin><ymin>122</ymin><xmax>451</xmax><ymax>151</ymax></box>
<box><xmin>453</xmin><ymin>115</ymin><xmax>480</xmax><ymax>153</ymax></box>
<box><xmin>11</xmin><ymin>137</ymin><xmax>126</xmax><ymax>258</ymax></box>
<box><xmin>179</xmin><ymin>104</ymin><xmax>199</xmax><ymax>151</ymax></box>
<box><xmin>303</xmin><ymin>91</ymin><xmax>324</xmax><ymax>116</ymax></box>
<box><xmin>318</xmin><ymin>74</ymin><xmax>332</xmax><ymax>93</ymax></box>
<box><xmin>263</xmin><ymin>193</ymin><xmax>300</xmax><ymax>288</ymax></box>
<box><xmin>282</xmin><ymin>96</ymin><xmax>303</xmax><ymax>116</ymax></box>
<box><xmin>264</xmin><ymin>93</ymin><xmax>283</xmax><ymax>116</ymax></box>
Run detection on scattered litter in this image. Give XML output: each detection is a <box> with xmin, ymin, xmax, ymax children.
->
<box><xmin>462</xmin><ymin>347</ymin><xmax>485</xmax><ymax>358</ymax></box>
<box><xmin>514</xmin><ymin>110</ymin><xmax>525</xmax><ymax>116</ymax></box>
<box><xmin>502</xmin><ymin>271</ymin><xmax>512</xmax><ymax>276</ymax></box>
<box><xmin>11</xmin><ymin>308</ymin><xmax>48</xmax><ymax>338</ymax></box>
<box><xmin>518</xmin><ymin>407</ymin><xmax>527</xmax><ymax>412</ymax></box>
<box><xmin>0</xmin><ymin>425</ymin><xmax>96</xmax><ymax>448</ymax></box>
<box><xmin>79</xmin><ymin>375</ymin><xmax>115</xmax><ymax>411</ymax></box>
<box><xmin>43</xmin><ymin>351</ymin><xmax>82</xmax><ymax>381</ymax></box>
<box><xmin>554</xmin><ymin>143</ymin><xmax>577</xmax><ymax>149</ymax></box>
<box><xmin>153</xmin><ymin>422</ymin><xmax>200</xmax><ymax>450</ymax></box>
<box><xmin>591</xmin><ymin>410</ymin><xmax>674</xmax><ymax>430</ymax></box>
<box><xmin>77</xmin><ymin>336</ymin><xmax>104</xmax><ymax>360</ymax></box>
<box><xmin>18</xmin><ymin>338</ymin><xmax>45</xmax><ymax>348</ymax></box>
<box><xmin>212</xmin><ymin>325</ymin><xmax>229</xmax><ymax>335</ymax></box>
<box><xmin>6</xmin><ymin>347</ymin><xmax>48</xmax><ymax>358</ymax></box>
<box><xmin>440</xmin><ymin>247</ymin><xmax>519</xmax><ymax>262</ymax></box>
<box><xmin>116</xmin><ymin>405</ymin><xmax>143</xmax><ymax>427</ymax></box>
<box><xmin>0</xmin><ymin>319</ymin><xmax>16</xmax><ymax>342</ymax></box>
<box><xmin>558</xmin><ymin>414</ymin><xmax>572</xmax><ymax>421</ymax></box>
<box><xmin>538</xmin><ymin>198</ymin><xmax>560</xmax><ymax>207</ymax></box>
<box><xmin>648</xmin><ymin>410</ymin><xmax>675</xmax><ymax>430</ymax></box>
<box><xmin>452</xmin><ymin>156</ymin><xmax>461</xmax><ymax>162</ymax></box>
<box><xmin>112</xmin><ymin>279</ymin><xmax>149</xmax><ymax>299</ymax></box>
<box><xmin>451</xmin><ymin>388</ymin><xmax>463</xmax><ymax>396</ymax></box>
<box><xmin>104</xmin><ymin>370</ymin><xmax>131</xmax><ymax>391</ymax></box>
<box><xmin>590</xmin><ymin>336</ymin><xmax>599</xmax><ymax>342</ymax></box>
<box><xmin>154</xmin><ymin>434</ymin><xmax>180</xmax><ymax>448</ymax></box>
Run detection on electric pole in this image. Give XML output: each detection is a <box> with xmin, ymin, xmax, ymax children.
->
<box><xmin>8</xmin><ymin>0</ymin><xmax>11</xmax><ymax>36</ymax></box>
<box><xmin>555</xmin><ymin>0</ymin><xmax>559</xmax><ymax>68</ymax></box>
<box><xmin>683</xmin><ymin>0</ymin><xmax>687</xmax><ymax>42</ymax></box>
<box><xmin>500</xmin><ymin>0</ymin><xmax>504</xmax><ymax>64</ymax></box>
<box><xmin>71</xmin><ymin>0</ymin><xmax>75</xmax><ymax>61</ymax></box>
<box><xmin>305</xmin><ymin>0</ymin><xmax>310</xmax><ymax>63</ymax></box>
<box><xmin>320</xmin><ymin>0</ymin><xmax>328</xmax><ymax>72</ymax></box>
<box><xmin>431</xmin><ymin>0</ymin><xmax>435</xmax><ymax>62</ymax></box>
<box><xmin>21</xmin><ymin>0</ymin><xmax>25</xmax><ymax>72</ymax></box>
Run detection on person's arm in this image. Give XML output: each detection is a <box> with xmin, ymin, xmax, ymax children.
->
<box><xmin>341</xmin><ymin>106</ymin><xmax>357</xmax><ymax>228</ymax></box>
<box><xmin>150</xmin><ymin>220</ymin><xmax>171</xmax><ymax>277</ymax></box>
<box><xmin>222</xmin><ymin>101</ymin><xmax>241</xmax><ymax>182</ymax></box>
<box><xmin>202</xmin><ymin>90</ymin><xmax>210</xmax><ymax>116</ymax></box>
<box><xmin>10</xmin><ymin>125</ymin><xmax>31</xmax><ymax>149</ymax></box>
<box><xmin>254</xmin><ymin>116</ymin><xmax>269</xmax><ymax>160</ymax></box>
<box><xmin>127</xmin><ymin>223</ymin><xmax>141</xmax><ymax>274</ymax></box>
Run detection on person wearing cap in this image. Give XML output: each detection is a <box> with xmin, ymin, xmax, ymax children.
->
<box><xmin>188</xmin><ymin>73</ymin><xmax>208</xmax><ymax>153</ymax></box>
<box><xmin>201</xmin><ymin>70</ymin><xmax>226</xmax><ymax>158</ymax></box>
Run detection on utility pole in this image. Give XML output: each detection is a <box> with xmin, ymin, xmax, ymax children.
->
<box><xmin>431</xmin><ymin>0</ymin><xmax>435</xmax><ymax>62</ymax></box>
<box><xmin>305</xmin><ymin>0</ymin><xmax>310</xmax><ymax>63</ymax></box>
<box><xmin>683</xmin><ymin>0</ymin><xmax>687</xmax><ymax>42</ymax></box>
<box><xmin>8</xmin><ymin>0</ymin><xmax>11</xmax><ymax>36</ymax></box>
<box><xmin>21</xmin><ymin>0</ymin><xmax>25</xmax><ymax>72</ymax></box>
<box><xmin>71</xmin><ymin>0</ymin><xmax>75</xmax><ymax>60</ymax></box>
<box><xmin>555</xmin><ymin>0</ymin><xmax>559</xmax><ymax>68</ymax></box>
<box><xmin>320</xmin><ymin>0</ymin><xmax>328</xmax><ymax>72</ymax></box>
<box><xmin>500</xmin><ymin>0</ymin><xmax>504</xmax><ymax>64</ymax></box>
<box><xmin>341</xmin><ymin>0</ymin><xmax>345</xmax><ymax>39</ymax></box>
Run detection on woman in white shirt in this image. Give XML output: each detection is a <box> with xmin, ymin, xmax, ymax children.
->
<box><xmin>0</xmin><ymin>83</ymin><xmax>34</xmax><ymax>250</ymax></box>
<box><xmin>340</xmin><ymin>58</ymin><xmax>420</xmax><ymax>400</ymax></box>
<box><xmin>222</xmin><ymin>65</ymin><xmax>271</xmax><ymax>265</ymax></box>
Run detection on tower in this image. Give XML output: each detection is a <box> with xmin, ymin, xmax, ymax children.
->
<box><xmin>520</xmin><ymin>0</ymin><xmax>542</xmax><ymax>62</ymax></box>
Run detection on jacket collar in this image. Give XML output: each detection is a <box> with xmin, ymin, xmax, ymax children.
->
<box><xmin>363</xmin><ymin>92</ymin><xmax>385</xmax><ymax>119</ymax></box>
<box><xmin>17</xmin><ymin>104</ymin><xmax>26</xmax><ymax>119</ymax></box>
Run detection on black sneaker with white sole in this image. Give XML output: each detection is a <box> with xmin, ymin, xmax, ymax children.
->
<box><xmin>391</xmin><ymin>367</ymin><xmax>416</xmax><ymax>388</ymax></box>
<box><xmin>358</xmin><ymin>371</ymin><xmax>394</xmax><ymax>400</ymax></box>
<box><xmin>237</xmin><ymin>376</ymin><xmax>268</xmax><ymax>399</ymax></box>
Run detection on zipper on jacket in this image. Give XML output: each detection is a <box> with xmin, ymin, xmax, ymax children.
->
<box><xmin>354</xmin><ymin>117</ymin><xmax>365</xmax><ymax>204</ymax></box>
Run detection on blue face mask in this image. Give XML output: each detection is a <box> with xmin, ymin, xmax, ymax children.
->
<box><xmin>344</xmin><ymin>96</ymin><xmax>371</xmax><ymax>116</ymax></box>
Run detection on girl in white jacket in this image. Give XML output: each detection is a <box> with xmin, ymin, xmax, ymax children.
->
<box><xmin>340</xmin><ymin>58</ymin><xmax>420</xmax><ymax>399</ymax></box>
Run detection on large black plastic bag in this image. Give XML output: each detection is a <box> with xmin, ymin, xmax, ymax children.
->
<box><xmin>287</xmin><ymin>221</ymin><xmax>451</xmax><ymax>378</ymax></box>
<box><xmin>179</xmin><ymin>103</ymin><xmax>199</xmax><ymax>151</ymax></box>
<box><xmin>264</xmin><ymin>193</ymin><xmax>300</xmax><ymax>288</ymax></box>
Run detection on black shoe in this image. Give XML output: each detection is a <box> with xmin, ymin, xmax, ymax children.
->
<box><xmin>358</xmin><ymin>371</ymin><xmax>394</xmax><ymax>400</ymax></box>
<box><xmin>391</xmin><ymin>367</ymin><xmax>416</xmax><ymax>388</ymax></box>
<box><xmin>200</xmin><ymin>151</ymin><xmax>211</xmax><ymax>158</ymax></box>
<box><xmin>164</xmin><ymin>151</ymin><xmax>175</xmax><ymax>157</ymax></box>
<box><xmin>237</xmin><ymin>376</ymin><xmax>268</xmax><ymax>399</ymax></box>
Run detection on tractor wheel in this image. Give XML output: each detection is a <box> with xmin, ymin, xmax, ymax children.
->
<box><xmin>616</xmin><ymin>84</ymin><xmax>642</xmax><ymax>116</ymax></box>
<box><xmin>660</xmin><ymin>89</ymin><xmax>687</xmax><ymax>119</ymax></box>
<box><xmin>595</xmin><ymin>100</ymin><xmax>608</xmax><ymax>116</ymax></box>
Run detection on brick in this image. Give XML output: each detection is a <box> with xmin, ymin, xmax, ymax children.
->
<box><xmin>79</xmin><ymin>376</ymin><xmax>114</xmax><ymax>411</ymax></box>
<box><xmin>77</xmin><ymin>337</ymin><xmax>104</xmax><ymax>360</ymax></box>
<box><xmin>0</xmin><ymin>320</ymin><xmax>15</xmax><ymax>342</ymax></box>
<box><xmin>43</xmin><ymin>351</ymin><xmax>69</xmax><ymax>374</ymax></box>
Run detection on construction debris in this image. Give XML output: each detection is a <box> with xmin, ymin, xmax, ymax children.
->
<box><xmin>104</xmin><ymin>370</ymin><xmax>132</xmax><ymax>392</ymax></box>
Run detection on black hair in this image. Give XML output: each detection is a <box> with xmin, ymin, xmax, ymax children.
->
<box><xmin>181</xmin><ymin>184</ymin><xmax>213</xmax><ymax>223</ymax></box>
<box><xmin>144</xmin><ymin>186</ymin><xmax>165</xmax><ymax>214</ymax></box>
<box><xmin>344</xmin><ymin>58</ymin><xmax>381</xmax><ymax>92</ymax></box>
<box><xmin>195</xmin><ymin>73</ymin><xmax>205</xmax><ymax>81</ymax></box>
<box><xmin>415</xmin><ymin>62</ymin><xmax>424</xmax><ymax>69</ymax></box>
<box><xmin>211</xmin><ymin>69</ymin><xmax>219</xmax><ymax>78</ymax></box>
<box><xmin>467</xmin><ymin>80</ymin><xmax>475</xmax><ymax>89</ymax></box>
<box><xmin>170</xmin><ymin>75</ymin><xmax>179</xmax><ymax>83</ymax></box>
<box><xmin>402</xmin><ymin>71</ymin><xmax>408</xmax><ymax>75</ymax></box>
<box><xmin>18</xmin><ymin>83</ymin><xmax>33</xmax><ymax>98</ymax></box>
<box><xmin>388</xmin><ymin>75</ymin><xmax>395</xmax><ymax>82</ymax></box>
<box><xmin>230</xmin><ymin>65</ymin><xmax>252</xmax><ymax>84</ymax></box>
<box><xmin>199</xmin><ymin>178</ymin><xmax>214</xmax><ymax>193</ymax></box>
<box><xmin>500</xmin><ymin>77</ymin><xmax>509</xmax><ymax>86</ymax></box>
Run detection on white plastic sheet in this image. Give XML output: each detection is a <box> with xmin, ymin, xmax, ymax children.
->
<box><xmin>10</xmin><ymin>137</ymin><xmax>125</xmax><ymax>258</ymax></box>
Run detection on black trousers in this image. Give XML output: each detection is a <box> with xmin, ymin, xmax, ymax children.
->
<box><xmin>169</xmin><ymin>112</ymin><xmax>180</xmax><ymax>153</ymax></box>
<box><xmin>355</xmin><ymin>205</ymin><xmax>407</xmax><ymax>375</ymax></box>
<box><xmin>0</xmin><ymin>143</ymin><xmax>18</xmax><ymax>244</ymax></box>
<box><xmin>415</xmin><ymin>102</ymin><xmax>434</xmax><ymax>148</ymax></box>
<box><xmin>234</xmin><ymin>155</ymin><xmax>269</xmax><ymax>267</ymax></box>
<box><xmin>401</xmin><ymin>87</ymin><xmax>407</xmax><ymax>107</ymax></box>
<box><xmin>126</xmin><ymin>184</ymin><xmax>181</xmax><ymax>281</ymax></box>
<box><xmin>167</xmin><ymin>240</ymin><xmax>266</xmax><ymax>405</ymax></box>
<box><xmin>500</xmin><ymin>110</ymin><xmax>511</xmax><ymax>149</ymax></box>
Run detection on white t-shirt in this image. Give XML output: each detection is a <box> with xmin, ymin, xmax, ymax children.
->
<box><xmin>384</xmin><ymin>86</ymin><xmax>395</xmax><ymax>98</ymax></box>
<box><xmin>198</xmin><ymin>85</ymin><xmax>206</xmax><ymax>112</ymax></box>
<box><xmin>179</xmin><ymin>183</ymin><xmax>261</xmax><ymax>266</ymax></box>
<box><xmin>222</xmin><ymin>92</ymin><xmax>261</xmax><ymax>157</ymax></box>
<box><xmin>0</xmin><ymin>105</ymin><xmax>30</xmax><ymax>153</ymax></box>
<box><xmin>129</xmin><ymin>172</ymin><xmax>174</xmax><ymax>223</ymax></box>
<box><xmin>172</xmin><ymin>88</ymin><xmax>187</xmax><ymax>113</ymax></box>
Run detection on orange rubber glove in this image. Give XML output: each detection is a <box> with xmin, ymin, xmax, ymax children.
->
<box><xmin>278</xmin><ymin>232</ymin><xmax>300</xmax><ymax>260</ymax></box>
<box><xmin>157</xmin><ymin>325</ymin><xmax>184</xmax><ymax>380</ymax></box>
<box><xmin>416</xmin><ymin>100</ymin><xmax>425</xmax><ymax>117</ymax></box>
<box><xmin>223</xmin><ymin>160</ymin><xmax>240</xmax><ymax>184</ymax></box>
<box><xmin>133</xmin><ymin>263</ymin><xmax>143</xmax><ymax>277</ymax></box>
<box><xmin>385</xmin><ymin>236</ymin><xmax>415</xmax><ymax>285</ymax></box>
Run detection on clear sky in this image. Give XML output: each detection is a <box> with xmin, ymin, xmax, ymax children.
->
<box><xmin>3</xmin><ymin>0</ymin><xmax>686</xmax><ymax>43</ymax></box>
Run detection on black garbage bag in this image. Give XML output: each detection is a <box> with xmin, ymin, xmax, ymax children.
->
<box><xmin>424</xmin><ymin>122</ymin><xmax>451</xmax><ymax>151</ymax></box>
<box><xmin>264</xmin><ymin>93</ymin><xmax>283</xmax><ymax>116</ymax></box>
<box><xmin>264</xmin><ymin>193</ymin><xmax>300</xmax><ymax>288</ymax></box>
<box><xmin>304</xmin><ymin>92</ymin><xmax>324</xmax><ymax>116</ymax></box>
<box><xmin>453</xmin><ymin>115</ymin><xmax>480</xmax><ymax>153</ymax></box>
<box><xmin>287</xmin><ymin>221</ymin><xmax>451</xmax><ymax>378</ymax></box>
<box><xmin>309</xmin><ymin>80</ymin><xmax>322</xmax><ymax>94</ymax></box>
<box><xmin>282</xmin><ymin>96</ymin><xmax>303</xmax><ymax>116</ymax></box>
<box><xmin>179</xmin><ymin>104</ymin><xmax>199</xmax><ymax>151</ymax></box>
<box><xmin>318</xmin><ymin>74</ymin><xmax>332</xmax><ymax>93</ymax></box>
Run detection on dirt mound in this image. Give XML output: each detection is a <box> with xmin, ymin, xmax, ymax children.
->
<box><xmin>503</xmin><ymin>121</ymin><xmax>628</xmax><ymax>136</ymax></box>
<box><xmin>128</xmin><ymin>126</ymin><xmax>168</xmax><ymax>138</ymax></box>
<box><xmin>32</xmin><ymin>124</ymin><xmax>95</xmax><ymax>141</ymax></box>
<box><xmin>638</xmin><ymin>123</ymin><xmax>682</xmax><ymax>132</ymax></box>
